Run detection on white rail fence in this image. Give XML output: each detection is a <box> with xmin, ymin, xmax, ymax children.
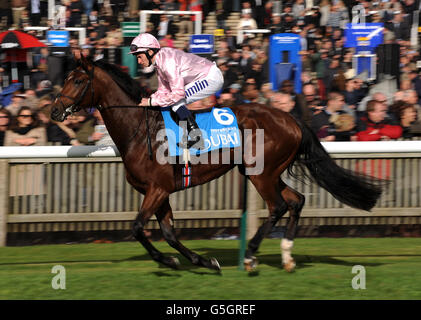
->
<box><xmin>1</xmin><ymin>142</ymin><xmax>421</xmax><ymax>246</ymax></box>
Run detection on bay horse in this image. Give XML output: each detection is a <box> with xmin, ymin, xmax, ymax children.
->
<box><xmin>50</xmin><ymin>56</ymin><xmax>383</xmax><ymax>272</ymax></box>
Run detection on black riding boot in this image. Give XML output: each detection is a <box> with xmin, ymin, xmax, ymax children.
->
<box><xmin>185</xmin><ymin>115</ymin><xmax>204</xmax><ymax>149</ymax></box>
<box><xmin>175</xmin><ymin>105</ymin><xmax>204</xmax><ymax>149</ymax></box>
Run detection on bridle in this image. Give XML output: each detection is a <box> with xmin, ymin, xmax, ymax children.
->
<box><xmin>55</xmin><ymin>65</ymin><xmax>96</xmax><ymax>117</ymax></box>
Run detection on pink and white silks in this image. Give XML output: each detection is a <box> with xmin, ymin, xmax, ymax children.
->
<box><xmin>149</xmin><ymin>47</ymin><xmax>224</xmax><ymax>111</ymax></box>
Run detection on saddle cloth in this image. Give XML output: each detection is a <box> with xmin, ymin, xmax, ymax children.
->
<box><xmin>161</xmin><ymin>107</ymin><xmax>241</xmax><ymax>157</ymax></box>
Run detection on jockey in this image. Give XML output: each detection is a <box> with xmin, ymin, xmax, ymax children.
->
<box><xmin>130</xmin><ymin>33</ymin><xmax>224</xmax><ymax>149</ymax></box>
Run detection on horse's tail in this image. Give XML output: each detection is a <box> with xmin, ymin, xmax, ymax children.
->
<box><xmin>290</xmin><ymin>122</ymin><xmax>383</xmax><ymax>211</ymax></box>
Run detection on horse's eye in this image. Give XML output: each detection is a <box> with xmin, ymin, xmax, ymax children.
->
<box><xmin>74</xmin><ymin>79</ymin><xmax>83</xmax><ymax>85</ymax></box>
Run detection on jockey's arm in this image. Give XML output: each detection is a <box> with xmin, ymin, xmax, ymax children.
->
<box><xmin>138</xmin><ymin>61</ymin><xmax>185</xmax><ymax>108</ymax></box>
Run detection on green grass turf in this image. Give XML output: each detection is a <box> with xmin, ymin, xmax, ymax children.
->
<box><xmin>0</xmin><ymin>238</ymin><xmax>421</xmax><ymax>300</ymax></box>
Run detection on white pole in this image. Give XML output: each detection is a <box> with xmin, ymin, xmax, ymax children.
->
<box><xmin>0</xmin><ymin>160</ymin><xmax>8</xmax><ymax>247</ymax></box>
<box><xmin>48</xmin><ymin>0</ymin><xmax>55</xmax><ymax>21</ymax></box>
<box><xmin>195</xmin><ymin>11</ymin><xmax>202</xmax><ymax>34</ymax></box>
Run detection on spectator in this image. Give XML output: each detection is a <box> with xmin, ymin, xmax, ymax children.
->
<box><xmin>280</xmin><ymin>13</ymin><xmax>295</xmax><ymax>33</ymax></box>
<box><xmin>215</xmin><ymin>0</ymin><xmax>228</xmax><ymax>30</ymax></box>
<box><xmin>319</xmin><ymin>0</ymin><xmax>331</xmax><ymax>27</ymax></box>
<box><xmin>302</xmin><ymin>83</ymin><xmax>323</xmax><ymax>115</ymax></box>
<box><xmin>217</xmin><ymin>89</ymin><xmax>236</xmax><ymax>108</ymax></box>
<box><xmin>323</xmin><ymin>56</ymin><xmax>344</xmax><ymax>94</ymax></box>
<box><xmin>311</xmin><ymin>91</ymin><xmax>348</xmax><ymax>141</ymax></box>
<box><xmin>5</xmin><ymin>92</ymin><xmax>27</xmax><ymax>116</ymax></box>
<box><xmin>270</xmin><ymin>13</ymin><xmax>284</xmax><ymax>34</ymax></box>
<box><xmin>292</xmin><ymin>0</ymin><xmax>305</xmax><ymax>19</ymax></box>
<box><xmin>157</xmin><ymin>14</ymin><xmax>176</xmax><ymax>40</ymax></box>
<box><xmin>356</xmin><ymin>100</ymin><xmax>403</xmax><ymax>141</ymax></box>
<box><xmin>67</xmin><ymin>111</ymin><xmax>95</xmax><ymax>145</ymax></box>
<box><xmin>228</xmin><ymin>82</ymin><xmax>243</xmax><ymax>105</ymax></box>
<box><xmin>328</xmin><ymin>112</ymin><xmax>357</xmax><ymax>141</ymax></box>
<box><xmin>240</xmin><ymin>83</ymin><xmax>259</xmax><ymax>104</ymax></box>
<box><xmin>82</xmin><ymin>0</ymin><xmax>94</xmax><ymax>17</ymax></box>
<box><xmin>260</xmin><ymin>82</ymin><xmax>274</xmax><ymax>104</ymax></box>
<box><xmin>35</xmin><ymin>80</ymin><xmax>53</xmax><ymax>98</ymax></box>
<box><xmin>343</xmin><ymin>78</ymin><xmax>366</xmax><ymax>112</ymax></box>
<box><xmin>68</xmin><ymin>0</ymin><xmax>83</xmax><ymax>27</ymax></box>
<box><xmin>403</xmin><ymin>89</ymin><xmax>421</xmax><ymax>120</ymax></box>
<box><xmin>12</xmin><ymin>0</ymin><xmax>27</xmax><ymax>29</ymax></box>
<box><xmin>28</xmin><ymin>0</ymin><xmax>41</xmax><ymax>26</ymax></box>
<box><xmin>163</xmin><ymin>0</ymin><xmax>179</xmax><ymax>13</ymax></box>
<box><xmin>391</xmin><ymin>100</ymin><xmax>421</xmax><ymax>139</ymax></box>
<box><xmin>0</xmin><ymin>0</ymin><xmax>11</xmax><ymax>28</ymax></box>
<box><xmin>236</xmin><ymin>12</ymin><xmax>257</xmax><ymax>45</ymax></box>
<box><xmin>90</xmin><ymin>109</ymin><xmax>114</xmax><ymax>145</ymax></box>
<box><xmin>270</xmin><ymin>92</ymin><xmax>295</xmax><ymax>114</ymax></box>
<box><xmin>385</xmin><ymin>11</ymin><xmax>410</xmax><ymax>42</ymax></box>
<box><xmin>218</xmin><ymin>60</ymin><xmax>239</xmax><ymax>90</ymax></box>
<box><xmin>179</xmin><ymin>14</ymin><xmax>193</xmax><ymax>35</ymax></box>
<box><xmin>0</xmin><ymin>108</ymin><xmax>12</xmax><ymax>146</ymax></box>
<box><xmin>160</xmin><ymin>34</ymin><xmax>174</xmax><ymax>48</ymax></box>
<box><xmin>4</xmin><ymin>106</ymin><xmax>47</xmax><ymax>146</ymax></box>
<box><xmin>279</xmin><ymin>79</ymin><xmax>312</xmax><ymax>126</ymax></box>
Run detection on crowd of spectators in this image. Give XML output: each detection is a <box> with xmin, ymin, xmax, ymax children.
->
<box><xmin>1</xmin><ymin>0</ymin><xmax>421</xmax><ymax>147</ymax></box>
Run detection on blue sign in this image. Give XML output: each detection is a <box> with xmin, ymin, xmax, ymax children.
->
<box><xmin>189</xmin><ymin>34</ymin><xmax>214</xmax><ymax>54</ymax></box>
<box><xmin>345</xmin><ymin>23</ymin><xmax>383</xmax><ymax>50</ymax></box>
<box><xmin>161</xmin><ymin>107</ymin><xmax>241</xmax><ymax>156</ymax></box>
<box><xmin>269</xmin><ymin>33</ymin><xmax>302</xmax><ymax>93</ymax></box>
<box><xmin>47</xmin><ymin>30</ymin><xmax>70</xmax><ymax>47</ymax></box>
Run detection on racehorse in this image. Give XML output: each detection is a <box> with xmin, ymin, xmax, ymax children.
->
<box><xmin>50</xmin><ymin>55</ymin><xmax>383</xmax><ymax>272</ymax></box>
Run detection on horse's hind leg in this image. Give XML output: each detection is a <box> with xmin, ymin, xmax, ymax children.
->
<box><xmin>280</xmin><ymin>185</ymin><xmax>305</xmax><ymax>272</ymax></box>
<box><xmin>156</xmin><ymin>198</ymin><xmax>221</xmax><ymax>271</ymax></box>
<box><xmin>132</xmin><ymin>189</ymin><xmax>180</xmax><ymax>269</ymax></box>
<box><xmin>244</xmin><ymin>178</ymin><xmax>289</xmax><ymax>271</ymax></box>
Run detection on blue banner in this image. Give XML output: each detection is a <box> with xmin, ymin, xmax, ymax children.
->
<box><xmin>345</xmin><ymin>23</ymin><xmax>383</xmax><ymax>49</ymax></box>
<box><xmin>269</xmin><ymin>33</ymin><xmax>302</xmax><ymax>93</ymax></box>
<box><xmin>47</xmin><ymin>30</ymin><xmax>69</xmax><ymax>47</ymax></box>
<box><xmin>162</xmin><ymin>107</ymin><xmax>241</xmax><ymax>156</ymax></box>
<box><xmin>189</xmin><ymin>34</ymin><xmax>214</xmax><ymax>54</ymax></box>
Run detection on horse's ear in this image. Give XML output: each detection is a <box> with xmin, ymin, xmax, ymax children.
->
<box><xmin>79</xmin><ymin>53</ymin><xmax>92</xmax><ymax>73</ymax></box>
<box><xmin>73</xmin><ymin>49</ymin><xmax>91</xmax><ymax>72</ymax></box>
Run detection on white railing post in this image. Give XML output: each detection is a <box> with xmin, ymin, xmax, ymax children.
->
<box><xmin>139</xmin><ymin>10</ymin><xmax>202</xmax><ymax>35</ymax></box>
<box><xmin>0</xmin><ymin>159</ymin><xmax>9</xmax><ymax>247</ymax></box>
<box><xmin>194</xmin><ymin>11</ymin><xmax>202</xmax><ymax>35</ymax></box>
<box><xmin>246</xmin><ymin>179</ymin><xmax>258</xmax><ymax>240</ymax></box>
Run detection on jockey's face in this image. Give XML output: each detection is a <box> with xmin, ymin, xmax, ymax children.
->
<box><xmin>136</xmin><ymin>49</ymin><xmax>155</xmax><ymax>68</ymax></box>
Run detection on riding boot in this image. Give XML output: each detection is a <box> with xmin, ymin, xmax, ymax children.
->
<box><xmin>175</xmin><ymin>105</ymin><xmax>204</xmax><ymax>150</ymax></box>
<box><xmin>185</xmin><ymin>115</ymin><xmax>204</xmax><ymax>149</ymax></box>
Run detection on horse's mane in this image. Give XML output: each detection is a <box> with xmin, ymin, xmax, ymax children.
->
<box><xmin>92</xmin><ymin>59</ymin><xmax>143</xmax><ymax>103</ymax></box>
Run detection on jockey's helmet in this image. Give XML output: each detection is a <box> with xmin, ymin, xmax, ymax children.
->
<box><xmin>129</xmin><ymin>33</ymin><xmax>161</xmax><ymax>55</ymax></box>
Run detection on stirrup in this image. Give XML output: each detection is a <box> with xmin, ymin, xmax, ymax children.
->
<box><xmin>177</xmin><ymin>132</ymin><xmax>205</xmax><ymax>150</ymax></box>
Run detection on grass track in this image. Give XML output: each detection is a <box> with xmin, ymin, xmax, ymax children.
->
<box><xmin>1</xmin><ymin>238</ymin><xmax>421</xmax><ymax>300</ymax></box>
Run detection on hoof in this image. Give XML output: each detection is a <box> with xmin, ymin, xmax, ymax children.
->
<box><xmin>244</xmin><ymin>256</ymin><xmax>258</xmax><ymax>272</ymax></box>
<box><xmin>161</xmin><ymin>256</ymin><xmax>180</xmax><ymax>269</ymax></box>
<box><xmin>283</xmin><ymin>259</ymin><xmax>296</xmax><ymax>273</ymax></box>
<box><xmin>209</xmin><ymin>257</ymin><xmax>221</xmax><ymax>272</ymax></box>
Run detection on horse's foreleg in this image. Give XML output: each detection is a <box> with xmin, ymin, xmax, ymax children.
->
<box><xmin>132</xmin><ymin>189</ymin><xmax>180</xmax><ymax>269</ymax></box>
<box><xmin>280</xmin><ymin>186</ymin><xmax>305</xmax><ymax>272</ymax></box>
<box><xmin>156</xmin><ymin>199</ymin><xmax>221</xmax><ymax>271</ymax></box>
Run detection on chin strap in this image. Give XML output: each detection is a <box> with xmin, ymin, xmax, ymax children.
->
<box><xmin>144</xmin><ymin>49</ymin><xmax>160</xmax><ymax>67</ymax></box>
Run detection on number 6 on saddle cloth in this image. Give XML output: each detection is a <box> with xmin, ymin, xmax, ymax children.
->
<box><xmin>161</xmin><ymin>107</ymin><xmax>241</xmax><ymax>156</ymax></box>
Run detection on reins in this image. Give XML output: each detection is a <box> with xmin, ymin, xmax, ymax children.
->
<box><xmin>59</xmin><ymin>63</ymin><xmax>154</xmax><ymax>160</ymax></box>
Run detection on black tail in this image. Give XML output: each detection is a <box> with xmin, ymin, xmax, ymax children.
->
<box><xmin>290</xmin><ymin>122</ymin><xmax>384</xmax><ymax>211</ymax></box>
